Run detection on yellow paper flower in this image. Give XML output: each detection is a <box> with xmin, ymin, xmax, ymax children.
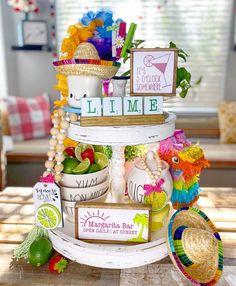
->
<box><xmin>54</xmin><ymin>19</ymin><xmax>104</xmax><ymax>101</ymax></box>
<box><xmin>54</xmin><ymin>98</ymin><xmax>68</xmax><ymax>108</ymax></box>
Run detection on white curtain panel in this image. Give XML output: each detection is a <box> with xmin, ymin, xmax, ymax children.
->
<box><xmin>0</xmin><ymin>1</ymin><xmax>7</xmax><ymax>99</ymax></box>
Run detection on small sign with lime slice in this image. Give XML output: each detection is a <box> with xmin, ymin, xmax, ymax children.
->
<box><xmin>33</xmin><ymin>182</ymin><xmax>63</xmax><ymax>229</ymax></box>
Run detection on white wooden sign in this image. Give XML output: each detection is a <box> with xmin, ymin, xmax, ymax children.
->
<box><xmin>130</xmin><ymin>48</ymin><xmax>178</xmax><ymax>96</ymax></box>
<box><xmin>75</xmin><ymin>203</ymin><xmax>152</xmax><ymax>244</ymax></box>
<box><xmin>33</xmin><ymin>182</ymin><xmax>63</xmax><ymax>229</ymax></box>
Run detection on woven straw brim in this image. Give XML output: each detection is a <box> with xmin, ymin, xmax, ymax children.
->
<box><xmin>54</xmin><ymin>64</ymin><xmax>119</xmax><ymax>79</ymax></box>
<box><xmin>167</xmin><ymin>207</ymin><xmax>223</xmax><ymax>285</ymax></box>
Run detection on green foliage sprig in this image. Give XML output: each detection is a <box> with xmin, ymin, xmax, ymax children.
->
<box><xmin>104</xmin><ymin>145</ymin><xmax>147</xmax><ymax>162</ymax></box>
<box><xmin>169</xmin><ymin>41</ymin><xmax>202</xmax><ymax>98</ymax></box>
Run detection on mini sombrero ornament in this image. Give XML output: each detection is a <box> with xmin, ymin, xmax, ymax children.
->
<box><xmin>167</xmin><ymin>207</ymin><xmax>223</xmax><ymax>286</ymax></box>
<box><xmin>53</xmin><ymin>42</ymin><xmax>121</xmax><ymax>78</ymax></box>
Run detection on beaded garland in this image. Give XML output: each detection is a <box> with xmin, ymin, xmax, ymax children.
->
<box><xmin>43</xmin><ymin>108</ymin><xmax>78</xmax><ymax>183</ymax></box>
<box><xmin>140</xmin><ymin>153</ymin><xmax>163</xmax><ymax>186</ymax></box>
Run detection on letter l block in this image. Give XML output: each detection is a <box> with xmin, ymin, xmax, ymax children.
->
<box><xmin>81</xmin><ymin>97</ymin><xmax>102</xmax><ymax>117</ymax></box>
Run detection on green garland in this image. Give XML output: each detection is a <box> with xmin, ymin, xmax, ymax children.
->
<box><xmin>104</xmin><ymin>145</ymin><xmax>147</xmax><ymax>162</ymax></box>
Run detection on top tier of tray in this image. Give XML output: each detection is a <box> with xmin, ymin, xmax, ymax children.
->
<box><xmin>67</xmin><ymin>112</ymin><xmax>176</xmax><ymax>146</ymax></box>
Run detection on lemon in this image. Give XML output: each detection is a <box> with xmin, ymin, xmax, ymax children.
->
<box><xmin>36</xmin><ymin>204</ymin><xmax>61</xmax><ymax>229</ymax></box>
<box><xmin>72</xmin><ymin>158</ymin><xmax>90</xmax><ymax>174</ymax></box>
<box><xmin>94</xmin><ymin>152</ymin><xmax>109</xmax><ymax>170</ymax></box>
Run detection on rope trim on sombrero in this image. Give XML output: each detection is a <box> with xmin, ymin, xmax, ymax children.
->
<box><xmin>53</xmin><ymin>59</ymin><xmax>121</xmax><ymax>67</ymax></box>
<box><xmin>168</xmin><ymin>207</ymin><xmax>223</xmax><ymax>286</ymax></box>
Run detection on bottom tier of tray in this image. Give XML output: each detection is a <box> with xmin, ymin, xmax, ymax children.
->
<box><xmin>48</xmin><ymin>214</ymin><xmax>169</xmax><ymax>269</ymax></box>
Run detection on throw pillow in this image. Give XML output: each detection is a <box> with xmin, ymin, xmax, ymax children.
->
<box><xmin>0</xmin><ymin>100</ymin><xmax>11</xmax><ymax>135</ymax></box>
<box><xmin>218</xmin><ymin>101</ymin><xmax>236</xmax><ymax>143</ymax></box>
<box><xmin>4</xmin><ymin>93</ymin><xmax>51</xmax><ymax>142</ymax></box>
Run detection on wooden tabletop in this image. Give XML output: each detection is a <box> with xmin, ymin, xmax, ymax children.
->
<box><xmin>0</xmin><ymin>187</ymin><xmax>236</xmax><ymax>285</ymax></box>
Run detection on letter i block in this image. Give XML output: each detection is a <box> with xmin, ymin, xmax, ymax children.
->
<box><xmin>102</xmin><ymin>97</ymin><xmax>123</xmax><ymax>116</ymax></box>
<box><xmin>144</xmin><ymin>96</ymin><xmax>163</xmax><ymax>114</ymax></box>
<box><xmin>123</xmin><ymin>97</ymin><xmax>143</xmax><ymax>115</ymax></box>
<box><xmin>81</xmin><ymin>97</ymin><xmax>102</xmax><ymax>117</ymax></box>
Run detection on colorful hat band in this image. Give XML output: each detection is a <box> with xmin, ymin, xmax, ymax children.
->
<box><xmin>168</xmin><ymin>207</ymin><xmax>224</xmax><ymax>286</ymax></box>
<box><xmin>173</xmin><ymin>226</ymin><xmax>194</xmax><ymax>268</ymax></box>
<box><xmin>53</xmin><ymin>59</ymin><xmax>121</xmax><ymax>68</ymax></box>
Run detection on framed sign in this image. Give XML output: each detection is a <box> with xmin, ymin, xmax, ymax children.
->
<box><xmin>75</xmin><ymin>203</ymin><xmax>152</xmax><ymax>244</ymax></box>
<box><xmin>130</xmin><ymin>48</ymin><xmax>178</xmax><ymax>96</ymax></box>
<box><xmin>22</xmin><ymin>20</ymin><xmax>48</xmax><ymax>46</ymax></box>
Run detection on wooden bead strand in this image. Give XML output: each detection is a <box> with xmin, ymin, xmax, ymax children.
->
<box><xmin>54</xmin><ymin>110</ymin><xmax>70</xmax><ymax>183</ymax></box>
<box><xmin>44</xmin><ymin>112</ymin><xmax>60</xmax><ymax>177</ymax></box>
<box><xmin>43</xmin><ymin>109</ymin><xmax>78</xmax><ymax>182</ymax></box>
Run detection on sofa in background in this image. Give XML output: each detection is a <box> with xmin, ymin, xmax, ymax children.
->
<box><xmin>6</xmin><ymin>116</ymin><xmax>236</xmax><ymax>187</ymax></box>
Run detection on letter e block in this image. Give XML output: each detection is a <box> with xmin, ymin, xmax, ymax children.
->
<box><xmin>144</xmin><ymin>96</ymin><xmax>163</xmax><ymax>114</ymax></box>
<box><xmin>81</xmin><ymin>97</ymin><xmax>102</xmax><ymax>117</ymax></box>
<box><xmin>123</xmin><ymin>97</ymin><xmax>143</xmax><ymax>115</ymax></box>
<box><xmin>103</xmin><ymin>97</ymin><xmax>122</xmax><ymax>116</ymax></box>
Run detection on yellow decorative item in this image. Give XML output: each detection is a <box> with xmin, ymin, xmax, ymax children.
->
<box><xmin>63</xmin><ymin>137</ymin><xmax>78</xmax><ymax>148</ymax></box>
<box><xmin>54</xmin><ymin>98</ymin><xmax>68</xmax><ymax>108</ymax></box>
<box><xmin>178</xmin><ymin>145</ymin><xmax>204</xmax><ymax>163</ymax></box>
<box><xmin>218</xmin><ymin>101</ymin><xmax>236</xmax><ymax>143</ymax></box>
<box><xmin>151</xmin><ymin>204</ymin><xmax>170</xmax><ymax>231</ymax></box>
<box><xmin>145</xmin><ymin>191</ymin><xmax>167</xmax><ymax>211</ymax></box>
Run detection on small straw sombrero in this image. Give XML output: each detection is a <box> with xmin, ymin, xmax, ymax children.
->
<box><xmin>167</xmin><ymin>207</ymin><xmax>223</xmax><ymax>286</ymax></box>
<box><xmin>53</xmin><ymin>42</ymin><xmax>121</xmax><ymax>78</ymax></box>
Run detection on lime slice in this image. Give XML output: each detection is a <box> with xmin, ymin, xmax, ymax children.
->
<box><xmin>36</xmin><ymin>204</ymin><xmax>61</xmax><ymax>229</ymax></box>
<box><xmin>72</xmin><ymin>158</ymin><xmax>90</xmax><ymax>174</ymax></box>
<box><xmin>94</xmin><ymin>152</ymin><xmax>109</xmax><ymax>170</ymax></box>
<box><xmin>93</xmin><ymin>145</ymin><xmax>105</xmax><ymax>153</ymax></box>
<box><xmin>144</xmin><ymin>191</ymin><xmax>167</xmax><ymax>211</ymax></box>
<box><xmin>87</xmin><ymin>163</ymin><xmax>100</xmax><ymax>174</ymax></box>
<box><xmin>75</xmin><ymin>144</ymin><xmax>94</xmax><ymax>162</ymax></box>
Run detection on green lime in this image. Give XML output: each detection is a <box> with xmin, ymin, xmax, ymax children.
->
<box><xmin>62</xmin><ymin>157</ymin><xmax>79</xmax><ymax>174</ymax></box>
<box><xmin>36</xmin><ymin>204</ymin><xmax>61</xmax><ymax>229</ymax></box>
<box><xmin>93</xmin><ymin>145</ymin><xmax>105</xmax><ymax>153</ymax></box>
<box><xmin>87</xmin><ymin>163</ymin><xmax>100</xmax><ymax>174</ymax></box>
<box><xmin>75</xmin><ymin>144</ymin><xmax>94</xmax><ymax>161</ymax></box>
<box><xmin>94</xmin><ymin>152</ymin><xmax>109</xmax><ymax>170</ymax></box>
<box><xmin>72</xmin><ymin>158</ymin><xmax>90</xmax><ymax>174</ymax></box>
<box><xmin>28</xmin><ymin>237</ymin><xmax>53</xmax><ymax>267</ymax></box>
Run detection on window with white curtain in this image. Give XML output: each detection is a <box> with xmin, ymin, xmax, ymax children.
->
<box><xmin>56</xmin><ymin>0</ymin><xmax>233</xmax><ymax>114</ymax></box>
<box><xmin>0</xmin><ymin>1</ymin><xmax>7</xmax><ymax>98</ymax></box>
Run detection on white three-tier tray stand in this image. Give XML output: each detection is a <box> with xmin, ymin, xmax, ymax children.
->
<box><xmin>48</xmin><ymin>112</ymin><xmax>176</xmax><ymax>269</ymax></box>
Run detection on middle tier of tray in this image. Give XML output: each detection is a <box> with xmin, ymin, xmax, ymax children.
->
<box><xmin>67</xmin><ymin>112</ymin><xmax>176</xmax><ymax>146</ymax></box>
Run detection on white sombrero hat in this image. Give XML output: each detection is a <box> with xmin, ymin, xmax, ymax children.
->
<box><xmin>167</xmin><ymin>207</ymin><xmax>223</xmax><ymax>285</ymax></box>
<box><xmin>53</xmin><ymin>42</ymin><xmax>121</xmax><ymax>79</ymax></box>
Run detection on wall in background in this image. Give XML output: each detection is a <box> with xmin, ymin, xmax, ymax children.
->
<box><xmin>1</xmin><ymin>0</ymin><xmax>57</xmax><ymax>100</ymax></box>
<box><xmin>1</xmin><ymin>0</ymin><xmax>236</xmax><ymax>102</ymax></box>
